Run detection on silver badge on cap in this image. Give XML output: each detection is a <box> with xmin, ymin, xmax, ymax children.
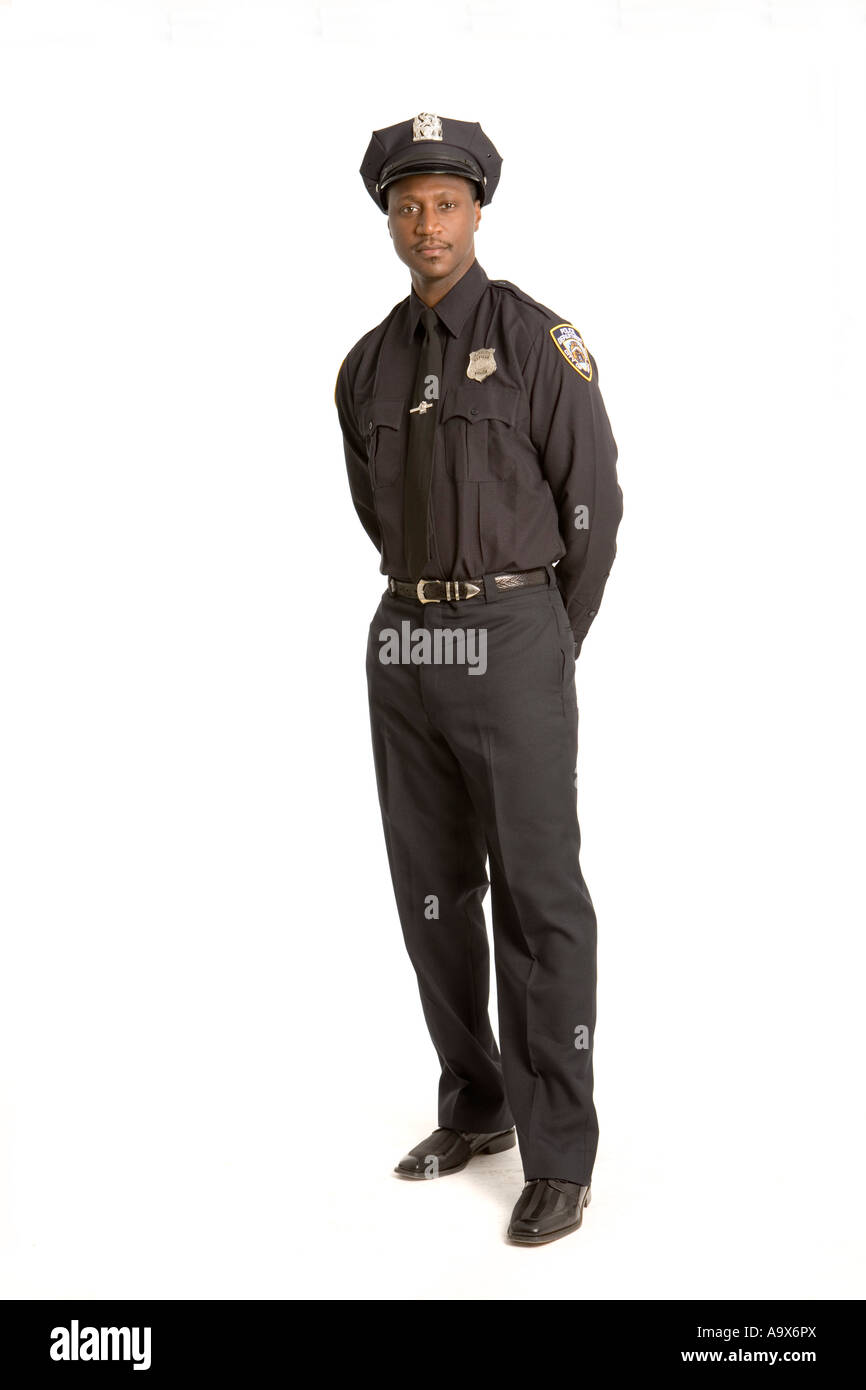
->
<box><xmin>413</xmin><ymin>113</ymin><xmax>443</xmax><ymax>142</ymax></box>
<box><xmin>467</xmin><ymin>348</ymin><xmax>497</xmax><ymax>381</ymax></box>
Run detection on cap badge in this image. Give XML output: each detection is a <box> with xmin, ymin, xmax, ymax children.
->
<box><xmin>549</xmin><ymin>323</ymin><xmax>593</xmax><ymax>382</ymax></box>
<box><xmin>466</xmin><ymin>348</ymin><xmax>497</xmax><ymax>382</ymax></box>
<box><xmin>413</xmin><ymin>113</ymin><xmax>443</xmax><ymax>142</ymax></box>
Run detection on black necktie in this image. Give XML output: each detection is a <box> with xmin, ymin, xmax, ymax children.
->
<box><xmin>404</xmin><ymin>306</ymin><xmax>443</xmax><ymax>579</ymax></box>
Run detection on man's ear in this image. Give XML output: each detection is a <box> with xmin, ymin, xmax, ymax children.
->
<box><xmin>475</xmin><ymin>204</ymin><xmax>482</xmax><ymax>232</ymax></box>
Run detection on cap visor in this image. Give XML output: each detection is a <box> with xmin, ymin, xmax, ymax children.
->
<box><xmin>379</xmin><ymin>145</ymin><xmax>483</xmax><ymax>196</ymax></box>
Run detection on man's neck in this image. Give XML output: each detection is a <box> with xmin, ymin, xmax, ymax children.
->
<box><xmin>411</xmin><ymin>251</ymin><xmax>476</xmax><ymax>309</ymax></box>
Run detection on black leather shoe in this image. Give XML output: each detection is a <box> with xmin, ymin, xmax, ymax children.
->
<box><xmin>394</xmin><ymin>1126</ymin><xmax>516</xmax><ymax>1179</ymax></box>
<box><xmin>506</xmin><ymin>1178</ymin><xmax>592</xmax><ymax>1244</ymax></box>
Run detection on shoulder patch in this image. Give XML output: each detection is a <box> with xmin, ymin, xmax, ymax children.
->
<box><xmin>549</xmin><ymin>323</ymin><xmax>592</xmax><ymax>381</ymax></box>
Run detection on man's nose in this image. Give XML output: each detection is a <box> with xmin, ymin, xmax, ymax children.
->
<box><xmin>415</xmin><ymin>207</ymin><xmax>442</xmax><ymax>235</ymax></box>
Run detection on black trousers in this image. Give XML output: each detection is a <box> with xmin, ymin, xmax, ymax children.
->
<box><xmin>365</xmin><ymin>565</ymin><xmax>598</xmax><ymax>1185</ymax></box>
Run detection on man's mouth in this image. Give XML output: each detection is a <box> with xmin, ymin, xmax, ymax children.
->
<box><xmin>416</xmin><ymin>244</ymin><xmax>449</xmax><ymax>256</ymax></box>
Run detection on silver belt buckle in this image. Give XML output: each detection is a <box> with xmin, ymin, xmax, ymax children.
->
<box><xmin>416</xmin><ymin>579</ymin><xmax>440</xmax><ymax>604</ymax></box>
<box><xmin>416</xmin><ymin>578</ymin><xmax>482</xmax><ymax>603</ymax></box>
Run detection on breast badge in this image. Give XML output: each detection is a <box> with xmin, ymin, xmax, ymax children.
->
<box><xmin>549</xmin><ymin>323</ymin><xmax>593</xmax><ymax>381</ymax></box>
<box><xmin>466</xmin><ymin>348</ymin><xmax>497</xmax><ymax>381</ymax></box>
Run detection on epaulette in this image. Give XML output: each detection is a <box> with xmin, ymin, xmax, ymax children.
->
<box><xmin>488</xmin><ymin>278</ymin><xmax>560</xmax><ymax>325</ymax></box>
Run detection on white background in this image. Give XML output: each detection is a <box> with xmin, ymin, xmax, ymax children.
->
<box><xmin>1</xmin><ymin>0</ymin><xmax>864</xmax><ymax>1302</ymax></box>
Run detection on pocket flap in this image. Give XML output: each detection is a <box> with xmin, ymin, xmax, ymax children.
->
<box><xmin>440</xmin><ymin>383</ymin><xmax>520</xmax><ymax>426</ymax></box>
<box><xmin>362</xmin><ymin>397</ymin><xmax>405</xmax><ymax>432</ymax></box>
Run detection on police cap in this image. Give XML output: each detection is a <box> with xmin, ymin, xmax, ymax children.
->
<box><xmin>360</xmin><ymin>113</ymin><xmax>502</xmax><ymax>212</ymax></box>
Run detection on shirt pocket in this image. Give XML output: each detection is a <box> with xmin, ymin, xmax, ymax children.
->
<box><xmin>361</xmin><ymin>397</ymin><xmax>405</xmax><ymax>486</ymax></box>
<box><xmin>439</xmin><ymin>382</ymin><xmax>521</xmax><ymax>481</ymax></box>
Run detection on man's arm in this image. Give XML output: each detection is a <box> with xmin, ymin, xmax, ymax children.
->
<box><xmin>334</xmin><ymin>356</ymin><xmax>382</xmax><ymax>554</ymax></box>
<box><xmin>526</xmin><ymin>322</ymin><xmax>623</xmax><ymax>657</ymax></box>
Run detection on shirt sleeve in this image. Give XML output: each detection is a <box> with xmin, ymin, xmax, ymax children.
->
<box><xmin>334</xmin><ymin>355</ymin><xmax>382</xmax><ymax>554</ymax></box>
<box><xmin>525</xmin><ymin>322</ymin><xmax>623</xmax><ymax>656</ymax></box>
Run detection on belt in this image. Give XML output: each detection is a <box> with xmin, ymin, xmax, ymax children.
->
<box><xmin>388</xmin><ymin>567</ymin><xmax>549</xmax><ymax>605</ymax></box>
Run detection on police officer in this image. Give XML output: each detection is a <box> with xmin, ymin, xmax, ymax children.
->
<box><xmin>334</xmin><ymin>114</ymin><xmax>622</xmax><ymax>1245</ymax></box>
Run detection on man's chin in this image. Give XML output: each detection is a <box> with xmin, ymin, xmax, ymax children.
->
<box><xmin>412</xmin><ymin>249</ymin><xmax>454</xmax><ymax>274</ymax></box>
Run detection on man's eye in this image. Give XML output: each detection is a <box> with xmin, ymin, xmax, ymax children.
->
<box><xmin>441</xmin><ymin>202</ymin><xmax>456</xmax><ymax>209</ymax></box>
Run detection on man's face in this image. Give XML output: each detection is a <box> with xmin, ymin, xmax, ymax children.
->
<box><xmin>386</xmin><ymin>173</ymin><xmax>481</xmax><ymax>280</ymax></box>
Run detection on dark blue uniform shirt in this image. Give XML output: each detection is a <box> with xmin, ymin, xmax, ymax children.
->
<box><xmin>335</xmin><ymin>258</ymin><xmax>622</xmax><ymax>653</ymax></box>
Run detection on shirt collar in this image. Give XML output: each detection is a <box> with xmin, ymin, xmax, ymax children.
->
<box><xmin>407</xmin><ymin>258</ymin><xmax>489</xmax><ymax>341</ymax></box>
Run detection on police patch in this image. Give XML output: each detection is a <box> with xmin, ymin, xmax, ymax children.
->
<box><xmin>549</xmin><ymin>323</ymin><xmax>592</xmax><ymax>381</ymax></box>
